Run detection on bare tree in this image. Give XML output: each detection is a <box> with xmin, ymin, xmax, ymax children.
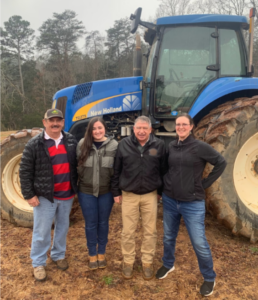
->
<box><xmin>155</xmin><ymin>0</ymin><xmax>192</xmax><ymax>18</ymax></box>
<box><xmin>192</xmin><ymin>0</ymin><xmax>248</xmax><ymax>15</ymax></box>
<box><xmin>189</xmin><ymin>0</ymin><xmax>214</xmax><ymax>14</ymax></box>
<box><xmin>85</xmin><ymin>31</ymin><xmax>105</xmax><ymax>80</ymax></box>
<box><xmin>213</xmin><ymin>0</ymin><xmax>247</xmax><ymax>15</ymax></box>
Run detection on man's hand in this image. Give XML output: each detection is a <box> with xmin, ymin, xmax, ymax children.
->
<box><xmin>114</xmin><ymin>195</ymin><xmax>122</xmax><ymax>204</ymax></box>
<box><xmin>28</xmin><ymin>196</ymin><xmax>40</xmax><ymax>207</ymax></box>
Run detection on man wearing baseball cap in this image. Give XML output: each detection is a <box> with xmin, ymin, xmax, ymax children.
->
<box><xmin>19</xmin><ymin>108</ymin><xmax>78</xmax><ymax>281</ymax></box>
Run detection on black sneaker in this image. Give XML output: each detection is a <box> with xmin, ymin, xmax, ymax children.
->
<box><xmin>200</xmin><ymin>281</ymin><xmax>215</xmax><ymax>297</ymax></box>
<box><xmin>155</xmin><ymin>265</ymin><xmax>175</xmax><ymax>279</ymax></box>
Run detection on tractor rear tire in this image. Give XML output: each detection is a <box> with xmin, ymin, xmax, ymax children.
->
<box><xmin>1</xmin><ymin>129</ymin><xmax>43</xmax><ymax>227</ymax></box>
<box><xmin>194</xmin><ymin>96</ymin><xmax>258</xmax><ymax>243</ymax></box>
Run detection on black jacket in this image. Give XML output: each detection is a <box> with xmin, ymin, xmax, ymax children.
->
<box><xmin>163</xmin><ymin>134</ymin><xmax>226</xmax><ymax>201</ymax></box>
<box><xmin>19</xmin><ymin>131</ymin><xmax>78</xmax><ymax>202</ymax></box>
<box><xmin>111</xmin><ymin>133</ymin><xmax>166</xmax><ymax>196</ymax></box>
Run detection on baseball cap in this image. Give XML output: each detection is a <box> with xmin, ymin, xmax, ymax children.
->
<box><xmin>44</xmin><ymin>108</ymin><xmax>64</xmax><ymax>119</ymax></box>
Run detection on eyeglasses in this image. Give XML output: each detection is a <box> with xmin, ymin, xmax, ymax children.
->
<box><xmin>175</xmin><ymin>123</ymin><xmax>190</xmax><ymax>127</ymax></box>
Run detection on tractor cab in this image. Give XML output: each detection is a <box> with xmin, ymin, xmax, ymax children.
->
<box><xmin>131</xmin><ymin>9</ymin><xmax>251</xmax><ymax>131</ymax></box>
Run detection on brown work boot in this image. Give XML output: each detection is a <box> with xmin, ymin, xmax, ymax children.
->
<box><xmin>122</xmin><ymin>262</ymin><xmax>134</xmax><ymax>279</ymax></box>
<box><xmin>142</xmin><ymin>263</ymin><xmax>154</xmax><ymax>280</ymax></box>
<box><xmin>53</xmin><ymin>258</ymin><xmax>69</xmax><ymax>270</ymax></box>
<box><xmin>89</xmin><ymin>255</ymin><xmax>98</xmax><ymax>270</ymax></box>
<box><xmin>98</xmin><ymin>254</ymin><xmax>107</xmax><ymax>269</ymax></box>
<box><xmin>33</xmin><ymin>266</ymin><xmax>47</xmax><ymax>281</ymax></box>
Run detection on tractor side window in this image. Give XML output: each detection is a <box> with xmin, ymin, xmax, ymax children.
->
<box><xmin>220</xmin><ymin>29</ymin><xmax>246</xmax><ymax>76</ymax></box>
<box><xmin>155</xmin><ymin>26</ymin><xmax>216</xmax><ymax>117</ymax></box>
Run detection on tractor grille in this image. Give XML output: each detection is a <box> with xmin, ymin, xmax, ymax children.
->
<box><xmin>56</xmin><ymin>96</ymin><xmax>67</xmax><ymax>118</ymax></box>
<box><xmin>72</xmin><ymin>82</ymin><xmax>93</xmax><ymax>104</ymax></box>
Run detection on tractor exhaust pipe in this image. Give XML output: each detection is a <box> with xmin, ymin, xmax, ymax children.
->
<box><xmin>133</xmin><ymin>34</ymin><xmax>142</xmax><ymax>76</ymax></box>
<box><xmin>248</xmin><ymin>8</ymin><xmax>256</xmax><ymax>75</ymax></box>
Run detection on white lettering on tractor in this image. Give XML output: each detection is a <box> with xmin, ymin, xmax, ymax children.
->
<box><xmin>90</xmin><ymin>106</ymin><xmax>122</xmax><ymax>116</ymax></box>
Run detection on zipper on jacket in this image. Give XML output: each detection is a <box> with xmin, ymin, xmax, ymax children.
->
<box><xmin>63</xmin><ymin>134</ymin><xmax>76</xmax><ymax>193</ymax></box>
<box><xmin>41</xmin><ymin>135</ymin><xmax>55</xmax><ymax>202</ymax></box>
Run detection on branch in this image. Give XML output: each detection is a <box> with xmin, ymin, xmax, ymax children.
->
<box><xmin>1</xmin><ymin>71</ymin><xmax>27</xmax><ymax>112</ymax></box>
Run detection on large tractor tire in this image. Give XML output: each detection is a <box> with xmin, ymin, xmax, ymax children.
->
<box><xmin>1</xmin><ymin>129</ymin><xmax>43</xmax><ymax>227</ymax></box>
<box><xmin>195</xmin><ymin>96</ymin><xmax>258</xmax><ymax>243</ymax></box>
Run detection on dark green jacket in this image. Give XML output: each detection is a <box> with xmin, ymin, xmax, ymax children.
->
<box><xmin>77</xmin><ymin>137</ymin><xmax>118</xmax><ymax>196</ymax></box>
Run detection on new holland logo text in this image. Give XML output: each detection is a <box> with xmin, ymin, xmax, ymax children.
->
<box><xmin>90</xmin><ymin>106</ymin><xmax>122</xmax><ymax>116</ymax></box>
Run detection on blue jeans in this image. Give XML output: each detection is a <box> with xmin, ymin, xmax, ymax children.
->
<box><xmin>31</xmin><ymin>196</ymin><xmax>74</xmax><ymax>268</ymax></box>
<box><xmin>78</xmin><ymin>191</ymin><xmax>114</xmax><ymax>256</ymax></box>
<box><xmin>162</xmin><ymin>193</ymin><xmax>216</xmax><ymax>282</ymax></box>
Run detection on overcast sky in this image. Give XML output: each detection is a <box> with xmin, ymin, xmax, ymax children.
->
<box><xmin>1</xmin><ymin>0</ymin><xmax>159</xmax><ymax>50</ymax></box>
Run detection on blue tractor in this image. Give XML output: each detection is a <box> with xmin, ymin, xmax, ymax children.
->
<box><xmin>1</xmin><ymin>8</ymin><xmax>258</xmax><ymax>242</ymax></box>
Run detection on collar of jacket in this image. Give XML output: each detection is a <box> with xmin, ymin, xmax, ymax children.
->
<box><xmin>174</xmin><ymin>134</ymin><xmax>195</xmax><ymax>147</ymax></box>
<box><xmin>91</xmin><ymin>136</ymin><xmax>112</xmax><ymax>150</ymax></box>
<box><xmin>131</xmin><ymin>133</ymin><xmax>156</xmax><ymax>146</ymax></box>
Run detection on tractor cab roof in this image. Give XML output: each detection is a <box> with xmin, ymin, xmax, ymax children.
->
<box><xmin>156</xmin><ymin>14</ymin><xmax>248</xmax><ymax>28</ymax></box>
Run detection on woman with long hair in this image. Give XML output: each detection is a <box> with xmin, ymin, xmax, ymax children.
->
<box><xmin>156</xmin><ymin>113</ymin><xmax>226</xmax><ymax>297</ymax></box>
<box><xmin>77</xmin><ymin>117</ymin><xmax>118</xmax><ymax>270</ymax></box>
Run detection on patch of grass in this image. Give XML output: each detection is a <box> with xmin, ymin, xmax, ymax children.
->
<box><xmin>102</xmin><ymin>275</ymin><xmax>113</xmax><ymax>285</ymax></box>
<box><xmin>133</xmin><ymin>285</ymin><xmax>139</xmax><ymax>292</ymax></box>
<box><xmin>155</xmin><ymin>287</ymin><xmax>164</xmax><ymax>293</ymax></box>
<box><xmin>137</xmin><ymin>265</ymin><xmax>142</xmax><ymax>273</ymax></box>
<box><xmin>250</xmin><ymin>247</ymin><xmax>258</xmax><ymax>254</ymax></box>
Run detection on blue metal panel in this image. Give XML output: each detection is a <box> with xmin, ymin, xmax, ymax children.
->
<box><xmin>53</xmin><ymin>77</ymin><xmax>143</xmax><ymax>132</ymax></box>
<box><xmin>189</xmin><ymin>77</ymin><xmax>258</xmax><ymax>117</ymax></box>
<box><xmin>157</xmin><ymin>14</ymin><xmax>248</xmax><ymax>26</ymax></box>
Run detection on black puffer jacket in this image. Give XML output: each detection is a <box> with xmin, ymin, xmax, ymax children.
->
<box><xmin>19</xmin><ymin>131</ymin><xmax>78</xmax><ymax>202</ymax></box>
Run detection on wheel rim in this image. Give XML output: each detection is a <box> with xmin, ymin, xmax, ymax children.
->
<box><xmin>233</xmin><ymin>132</ymin><xmax>258</xmax><ymax>214</ymax></box>
<box><xmin>2</xmin><ymin>154</ymin><xmax>33</xmax><ymax>212</ymax></box>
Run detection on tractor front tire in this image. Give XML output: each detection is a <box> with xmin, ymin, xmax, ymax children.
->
<box><xmin>1</xmin><ymin>129</ymin><xmax>43</xmax><ymax>227</ymax></box>
<box><xmin>195</xmin><ymin>96</ymin><xmax>258</xmax><ymax>243</ymax></box>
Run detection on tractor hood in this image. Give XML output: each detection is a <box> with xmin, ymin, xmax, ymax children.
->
<box><xmin>53</xmin><ymin>77</ymin><xmax>143</xmax><ymax>132</ymax></box>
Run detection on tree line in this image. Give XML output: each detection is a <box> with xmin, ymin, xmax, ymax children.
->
<box><xmin>1</xmin><ymin>0</ymin><xmax>258</xmax><ymax>130</ymax></box>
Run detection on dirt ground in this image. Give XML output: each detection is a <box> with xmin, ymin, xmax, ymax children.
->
<box><xmin>1</xmin><ymin>203</ymin><xmax>258</xmax><ymax>300</ymax></box>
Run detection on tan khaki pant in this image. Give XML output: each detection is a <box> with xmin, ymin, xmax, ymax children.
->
<box><xmin>121</xmin><ymin>190</ymin><xmax>157</xmax><ymax>264</ymax></box>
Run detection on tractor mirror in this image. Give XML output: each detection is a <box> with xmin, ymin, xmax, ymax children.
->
<box><xmin>130</xmin><ymin>8</ymin><xmax>142</xmax><ymax>34</ymax></box>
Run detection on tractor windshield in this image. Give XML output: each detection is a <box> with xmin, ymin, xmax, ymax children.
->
<box><xmin>155</xmin><ymin>26</ymin><xmax>217</xmax><ymax>116</ymax></box>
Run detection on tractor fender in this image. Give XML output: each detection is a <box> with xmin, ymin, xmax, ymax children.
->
<box><xmin>189</xmin><ymin>77</ymin><xmax>258</xmax><ymax>118</ymax></box>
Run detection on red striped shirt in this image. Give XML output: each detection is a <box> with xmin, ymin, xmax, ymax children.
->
<box><xmin>54</xmin><ymin>181</ymin><xmax>72</xmax><ymax>191</ymax></box>
<box><xmin>45</xmin><ymin>138</ymin><xmax>74</xmax><ymax>200</ymax></box>
<box><xmin>52</xmin><ymin>163</ymin><xmax>70</xmax><ymax>175</ymax></box>
<box><xmin>48</xmin><ymin>144</ymin><xmax>67</xmax><ymax>157</ymax></box>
